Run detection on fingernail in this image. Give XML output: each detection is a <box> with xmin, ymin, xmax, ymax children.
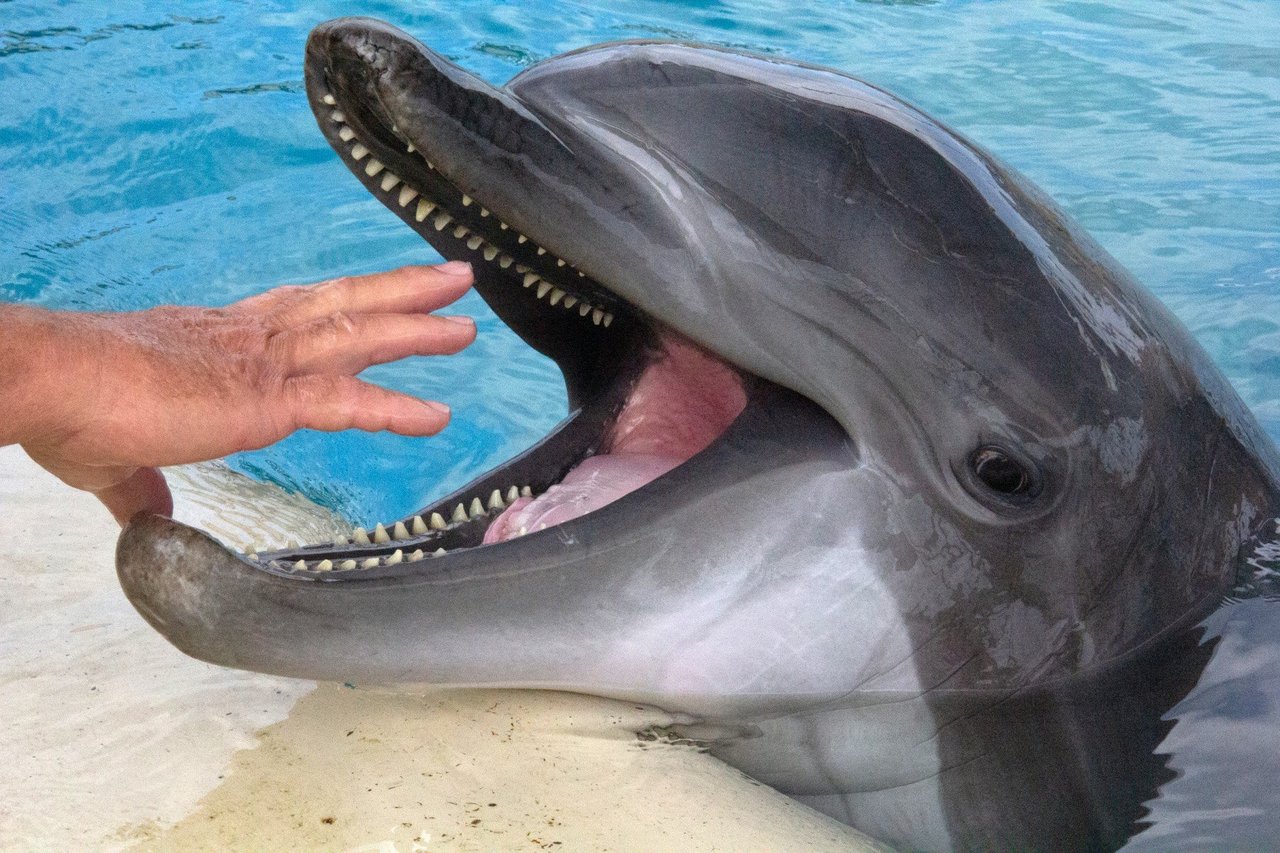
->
<box><xmin>423</xmin><ymin>400</ymin><xmax>450</xmax><ymax>416</ymax></box>
<box><xmin>436</xmin><ymin>261</ymin><xmax>472</xmax><ymax>276</ymax></box>
<box><xmin>442</xmin><ymin>315</ymin><xmax>474</xmax><ymax>327</ymax></box>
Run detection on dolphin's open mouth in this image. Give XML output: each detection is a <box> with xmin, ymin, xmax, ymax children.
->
<box><xmin>244</xmin><ymin>22</ymin><xmax>773</xmax><ymax>578</ymax></box>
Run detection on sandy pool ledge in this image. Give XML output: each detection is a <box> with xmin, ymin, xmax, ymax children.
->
<box><xmin>0</xmin><ymin>446</ymin><xmax>883</xmax><ymax>851</ymax></box>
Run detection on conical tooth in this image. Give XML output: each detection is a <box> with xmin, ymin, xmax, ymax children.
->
<box><xmin>322</xmin><ymin>93</ymin><xmax>336</xmax><ymax>105</ymax></box>
<box><xmin>351</xmin><ymin>143</ymin><xmax>368</xmax><ymax>160</ymax></box>
<box><xmin>430</xmin><ymin>512</ymin><xmax>447</xmax><ymax>530</ymax></box>
<box><xmin>480</xmin><ymin>207</ymin><xmax>490</xmax><ymax>217</ymax></box>
<box><xmin>398</xmin><ymin>186</ymin><xmax>418</xmax><ymax>207</ymax></box>
<box><xmin>317</xmin><ymin>559</ymin><xmax>333</xmax><ymax>572</ymax></box>
<box><xmin>364</xmin><ymin>159</ymin><xmax>385</xmax><ymax>177</ymax></box>
<box><xmin>246</xmin><ymin>552</ymin><xmax>259</xmax><ymax>562</ymax></box>
<box><xmin>518</xmin><ymin>526</ymin><xmax>528</xmax><ymax>537</ymax></box>
<box><xmin>515</xmin><ymin>264</ymin><xmax>530</xmax><ymax>274</ymax></box>
<box><xmin>380</xmin><ymin>172</ymin><xmax>400</xmax><ymax>192</ymax></box>
<box><xmin>426</xmin><ymin>161</ymin><xmax>435</xmax><ymax>170</ymax></box>
<box><xmin>341</xmin><ymin>559</ymin><xmax>357</xmax><ymax>570</ymax></box>
<box><xmin>469</xmin><ymin>497</ymin><xmax>484</xmax><ymax>518</ymax></box>
<box><xmin>292</xmin><ymin>560</ymin><xmax>307</xmax><ymax>572</ymax></box>
<box><xmin>286</xmin><ymin>539</ymin><xmax>299</xmax><ymax>549</ymax></box>
<box><xmin>433</xmin><ymin>547</ymin><xmax>447</xmax><ymax>557</ymax></box>
<box><xmin>330</xmin><ymin>110</ymin><xmax>345</xmax><ymax>123</ymax></box>
<box><xmin>499</xmin><ymin>255</ymin><xmax>513</xmax><ymax>269</ymax></box>
<box><xmin>517</xmin><ymin>235</ymin><xmax>527</xmax><ymax>244</ymax></box>
<box><xmin>488</xmin><ymin>489</ymin><xmax>505</xmax><ymax>510</ymax></box>
<box><xmin>409</xmin><ymin>549</ymin><xmax>424</xmax><ymax>561</ymax></box>
<box><xmin>603</xmin><ymin>313</ymin><xmax>614</xmax><ymax>327</ymax></box>
<box><xmin>499</xmin><ymin>222</ymin><xmax>508</xmax><ymax>230</ymax></box>
<box><xmin>563</xmin><ymin>295</ymin><xmax>578</xmax><ymax>309</ymax></box>
<box><xmin>483</xmin><ymin>245</ymin><xmax>498</xmax><ymax>261</ymax></box>
<box><xmin>579</xmin><ymin>303</ymin><xmax>592</xmax><ymax>316</ymax></box>
<box><xmin>405</xmin><ymin>142</ymin><xmax>415</xmax><ymax>152</ymax></box>
<box><xmin>390</xmin><ymin>124</ymin><xmax>398</xmax><ymax>133</ymax></box>
<box><xmin>453</xmin><ymin>225</ymin><xmax>468</xmax><ymax>239</ymax></box>
<box><xmin>507</xmin><ymin>486</ymin><xmax>519</xmax><ymax>502</ymax></box>
<box><xmin>467</xmin><ymin>235</ymin><xmax>483</xmax><ymax>249</ymax></box>
<box><xmin>386</xmin><ymin>549</ymin><xmax>404</xmax><ymax>565</ymax></box>
<box><xmin>536</xmin><ymin>281</ymin><xmax>552</xmax><ymax>298</ymax></box>
<box><xmin>536</xmin><ymin>247</ymin><xmax>546</xmax><ymax>255</ymax></box>
<box><xmin>556</xmin><ymin>259</ymin><xmax>566</xmax><ymax>267</ymax></box>
<box><xmin>415</xmin><ymin>199</ymin><xmax>435</xmax><ymax>222</ymax></box>
<box><xmin>592</xmin><ymin>308</ymin><xmax>605</xmax><ymax>325</ymax></box>
<box><xmin>452</xmin><ymin>503</ymin><xmax>468</xmax><ymax>523</ymax></box>
<box><xmin>333</xmin><ymin>536</ymin><xmax>349</xmax><ymax>547</ymax></box>
<box><xmin>578</xmin><ymin>271</ymin><xmax>586</xmax><ymax>277</ymax></box>
<box><xmin>549</xmin><ymin>288</ymin><xmax>565</xmax><ymax>306</ymax></box>
<box><xmin>433</xmin><ymin>212</ymin><xmax>452</xmax><ymax>231</ymax></box>
<box><xmin>393</xmin><ymin>521</ymin><xmax>410</xmax><ymax>540</ymax></box>
<box><xmin>361</xmin><ymin>557</ymin><xmax>380</xmax><ymax>569</ymax></box>
<box><xmin>520</xmin><ymin>485</ymin><xmax>533</xmax><ymax>498</ymax></box>
<box><xmin>373</xmin><ymin>523</ymin><xmax>391</xmax><ymax>544</ymax></box>
<box><xmin>412</xmin><ymin>515</ymin><xmax>428</xmax><ymax>535</ymax></box>
<box><xmin>461</xmin><ymin>194</ymin><xmax>472</xmax><ymax>206</ymax></box>
<box><xmin>338</xmin><ymin>126</ymin><xmax>355</xmax><ymax>142</ymax></box>
<box><xmin>353</xmin><ymin>527</ymin><xmax>370</xmax><ymax>545</ymax></box>
<box><xmin>523</xmin><ymin>273</ymin><xmax>538</xmax><ymax>288</ymax></box>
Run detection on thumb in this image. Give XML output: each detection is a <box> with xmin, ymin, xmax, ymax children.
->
<box><xmin>26</xmin><ymin>445</ymin><xmax>174</xmax><ymax>526</ymax></box>
<box><xmin>93</xmin><ymin>467</ymin><xmax>173</xmax><ymax>526</ymax></box>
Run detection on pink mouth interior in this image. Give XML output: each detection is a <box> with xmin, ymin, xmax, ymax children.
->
<box><xmin>484</xmin><ymin>333</ymin><xmax>748</xmax><ymax>543</ymax></box>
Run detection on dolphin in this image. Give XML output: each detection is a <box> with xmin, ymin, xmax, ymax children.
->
<box><xmin>116</xmin><ymin>18</ymin><xmax>1280</xmax><ymax>850</ymax></box>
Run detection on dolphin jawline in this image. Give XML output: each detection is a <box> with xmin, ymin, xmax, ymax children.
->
<box><xmin>115</xmin><ymin>19</ymin><xmax>854</xmax><ymax>688</ymax></box>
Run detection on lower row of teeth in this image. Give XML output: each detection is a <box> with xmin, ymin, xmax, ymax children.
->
<box><xmin>324</xmin><ymin>95</ymin><xmax>613</xmax><ymax>327</ymax></box>
<box><xmin>252</xmin><ymin>485</ymin><xmax>534</xmax><ymax>572</ymax></box>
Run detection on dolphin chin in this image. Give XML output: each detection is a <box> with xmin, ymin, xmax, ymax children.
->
<box><xmin>118</xmin><ymin>17</ymin><xmax>1280</xmax><ymax>850</ymax></box>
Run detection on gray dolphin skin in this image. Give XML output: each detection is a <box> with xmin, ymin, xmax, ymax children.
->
<box><xmin>116</xmin><ymin>18</ymin><xmax>1280</xmax><ymax>850</ymax></box>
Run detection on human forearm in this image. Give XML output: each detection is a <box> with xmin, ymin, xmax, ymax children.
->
<box><xmin>0</xmin><ymin>303</ymin><xmax>82</xmax><ymax>448</ymax></box>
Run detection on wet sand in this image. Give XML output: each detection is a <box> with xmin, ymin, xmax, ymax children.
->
<box><xmin>0</xmin><ymin>446</ymin><xmax>883</xmax><ymax>851</ymax></box>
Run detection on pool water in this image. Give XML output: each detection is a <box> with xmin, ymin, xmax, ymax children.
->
<box><xmin>3</xmin><ymin>0</ymin><xmax>1277</xmax><ymax>527</ymax></box>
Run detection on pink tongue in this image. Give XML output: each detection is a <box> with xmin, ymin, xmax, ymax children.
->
<box><xmin>483</xmin><ymin>454</ymin><xmax>680</xmax><ymax>542</ymax></box>
<box><xmin>483</xmin><ymin>333</ymin><xmax>746</xmax><ymax>545</ymax></box>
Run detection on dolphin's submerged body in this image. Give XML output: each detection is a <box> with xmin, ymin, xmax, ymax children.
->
<box><xmin>117</xmin><ymin>18</ymin><xmax>1280</xmax><ymax>850</ymax></box>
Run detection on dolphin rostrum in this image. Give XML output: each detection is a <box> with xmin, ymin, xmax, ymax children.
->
<box><xmin>117</xmin><ymin>18</ymin><xmax>1280</xmax><ymax>849</ymax></box>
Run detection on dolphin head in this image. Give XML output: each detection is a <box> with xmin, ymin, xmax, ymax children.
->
<box><xmin>118</xmin><ymin>17</ymin><xmax>1280</xmax><ymax>841</ymax></box>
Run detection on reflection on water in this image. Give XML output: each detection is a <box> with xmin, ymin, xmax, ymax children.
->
<box><xmin>167</xmin><ymin>460</ymin><xmax>349</xmax><ymax>551</ymax></box>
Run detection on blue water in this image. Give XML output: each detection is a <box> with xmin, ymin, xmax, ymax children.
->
<box><xmin>2</xmin><ymin>0</ymin><xmax>1279</xmax><ymax>527</ymax></box>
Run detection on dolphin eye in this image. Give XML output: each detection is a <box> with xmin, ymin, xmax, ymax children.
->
<box><xmin>969</xmin><ymin>446</ymin><xmax>1035</xmax><ymax>498</ymax></box>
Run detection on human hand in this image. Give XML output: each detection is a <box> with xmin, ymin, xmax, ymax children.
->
<box><xmin>12</xmin><ymin>262</ymin><xmax>477</xmax><ymax>525</ymax></box>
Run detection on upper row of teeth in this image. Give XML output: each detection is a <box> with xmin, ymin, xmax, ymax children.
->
<box><xmin>323</xmin><ymin>95</ymin><xmax>613</xmax><ymax>327</ymax></box>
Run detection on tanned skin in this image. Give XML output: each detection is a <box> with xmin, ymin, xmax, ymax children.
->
<box><xmin>0</xmin><ymin>262</ymin><xmax>477</xmax><ymax>524</ymax></box>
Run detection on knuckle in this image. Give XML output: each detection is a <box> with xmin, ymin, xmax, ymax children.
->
<box><xmin>326</xmin><ymin>311</ymin><xmax>357</xmax><ymax>335</ymax></box>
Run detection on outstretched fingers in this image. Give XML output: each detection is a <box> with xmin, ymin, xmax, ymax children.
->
<box><xmin>283</xmin><ymin>374</ymin><xmax>454</xmax><ymax>436</ymax></box>
<box><xmin>245</xmin><ymin>262</ymin><xmax>475</xmax><ymax>327</ymax></box>
<box><xmin>279</xmin><ymin>311</ymin><xmax>477</xmax><ymax>376</ymax></box>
